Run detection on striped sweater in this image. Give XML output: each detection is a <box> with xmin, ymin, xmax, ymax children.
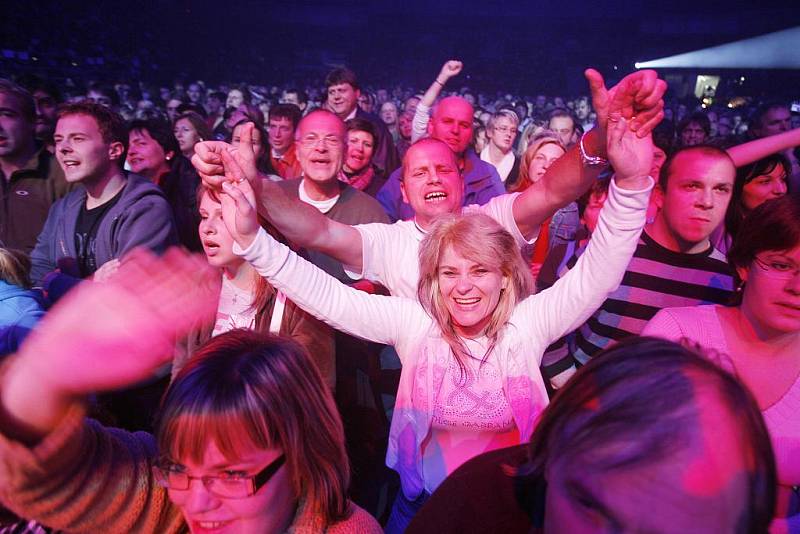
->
<box><xmin>543</xmin><ymin>230</ymin><xmax>735</xmax><ymax>377</ymax></box>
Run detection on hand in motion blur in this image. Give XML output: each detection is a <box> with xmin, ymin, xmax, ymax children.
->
<box><xmin>19</xmin><ymin>248</ymin><xmax>218</xmax><ymax>397</ymax></box>
<box><xmin>586</xmin><ymin>68</ymin><xmax>666</xmax><ymax>137</ymax></box>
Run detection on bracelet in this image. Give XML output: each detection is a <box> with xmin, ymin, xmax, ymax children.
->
<box><xmin>433</xmin><ymin>79</ymin><xmax>445</xmax><ymax>86</ymax></box>
<box><xmin>579</xmin><ymin>131</ymin><xmax>609</xmax><ymax>167</ymax></box>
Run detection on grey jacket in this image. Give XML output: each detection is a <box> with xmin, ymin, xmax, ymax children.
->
<box><xmin>30</xmin><ymin>173</ymin><xmax>178</xmax><ymax>286</ymax></box>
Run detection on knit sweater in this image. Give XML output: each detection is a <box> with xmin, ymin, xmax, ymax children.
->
<box><xmin>235</xmin><ymin>177</ymin><xmax>652</xmax><ymax>500</ymax></box>
<box><xmin>0</xmin><ymin>405</ymin><xmax>381</xmax><ymax>534</ymax></box>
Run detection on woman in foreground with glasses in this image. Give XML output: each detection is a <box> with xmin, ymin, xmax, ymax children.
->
<box><xmin>644</xmin><ymin>193</ymin><xmax>800</xmax><ymax>532</ymax></box>
<box><xmin>0</xmin><ymin>249</ymin><xmax>381</xmax><ymax>533</ymax></box>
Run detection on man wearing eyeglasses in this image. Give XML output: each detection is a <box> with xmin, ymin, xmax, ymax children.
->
<box><xmin>273</xmin><ymin>109</ymin><xmax>388</xmax><ymax>283</ymax></box>
<box><xmin>481</xmin><ymin>110</ymin><xmax>520</xmax><ymax>184</ymax></box>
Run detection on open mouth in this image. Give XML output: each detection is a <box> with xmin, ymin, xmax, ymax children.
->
<box><xmin>425</xmin><ymin>191</ymin><xmax>447</xmax><ymax>203</ymax></box>
<box><xmin>62</xmin><ymin>159</ymin><xmax>80</xmax><ymax>168</ymax></box>
<box><xmin>190</xmin><ymin>519</ymin><xmax>234</xmax><ymax>533</ymax></box>
<box><xmin>454</xmin><ymin>297</ymin><xmax>481</xmax><ymax>305</ymax></box>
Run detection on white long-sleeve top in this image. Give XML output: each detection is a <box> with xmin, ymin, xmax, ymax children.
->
<box><xmin>235</xmin><ymin>177</ymin><xmax>653</xmax><ymax>500</ymax></box>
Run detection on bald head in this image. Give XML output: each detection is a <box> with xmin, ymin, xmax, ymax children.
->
<box><xmin>429</xmin><ymin>96</ymin><xmax>474</xmax><ymax>155</ymax></box>
<box><xmin>296</xmin><ymin>109</ymin><xmax>346</xmax><ymax>141</ymax></box>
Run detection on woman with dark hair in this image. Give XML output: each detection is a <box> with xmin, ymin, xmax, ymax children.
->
<box><xmin>0</xmin><ymin>249</ymin><xmax>381</xmax><ymax>533</ymax></box>
<box><xmin>217</xmin><ymin>116</ymin><xmax>654</xmax><ymax>530</ymax></box>
<box><xmin>406</xmin><ymin>337</ymin><xmax>777</xmax><ymax>534</ymax></box>
<box><xmin>717</xmin><ymin>153</ymin><xmax>791</xmax><ymax>252</ymax></box>
<box><xmin>339</xmin><ymin>117</ymin><xmax>386</xmax><ymax>198</ymax></box>
<box><xmin>644</xmin><ymin>193</ymin><xmax>800</xmax><ymax>532</ymax></box>
<box><xmin>127</xmin><ymin>118</ymin><xmax>202</xmax><ymax>251</ymax></box>
<box><xmin>174</xmin><ymin>111</ymin><xmax>211</xmax><ymax>159</ymax></box>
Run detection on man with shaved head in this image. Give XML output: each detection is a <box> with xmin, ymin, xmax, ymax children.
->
<box><xmin>193</xmin><ymin>67</ymin><xmax>667</xmax><ymax>300</ymax></box>
<box><xmin>377</xmin><ymin>61</ymin><xmax>507</xmax><ymax>221</ymax></box>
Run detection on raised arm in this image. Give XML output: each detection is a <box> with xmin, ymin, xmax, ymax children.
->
<box><xmin>726</xmin><ymin>126</ymin><xmax>800</xmax><ymax>167</ymax></box>
<box><xmin>219</xmin><ymin>179</ymin><xmax>422</xmax><ymax>349</ymax></box>
<box><xmin>0</xmin><ymin>249</ymin><xmax>217</xmax><ymax>444</ymax></box>
<box><xmin>518</xmin><ymin>117</ymin><xmax>653</xmax><ymax>351</ymax></box>
<box><xmin>412</xmin><ymin>60</ymin><xmax>463</xmax><ymax>142</ymax></box>
<box><xmin>192</xmin><ymin>124</ymin><xmax>365</xmax><ymax>272</ymax></box>
<box><xmin>512</xmin><ymin>68</ymin><xmax>666</xmax><ymax>238</ymax></box>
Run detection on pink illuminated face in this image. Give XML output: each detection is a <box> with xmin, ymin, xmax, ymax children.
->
<box><xmin>198</xmin><ymin>192</ymin><xmax>242</xmax><ymax>270</ymax></box>
<box><xmin>400</xmin><ymin>141</ymin><xmax>464</xmax><ymax>228</ymax></box>
<box><xmin>738</xmin><ymin>245</ymin><xmax>800</xmax><ymax>338</ymax></box>
<box><xmin>742</xmin><ymin>164</ymin><xmax>787</xmax><ymax>211</ymax></box>
<box><xmin>127</xmin><ymin>128</ymin><xmax>172</xmax><ymax>181</ymax></box>
<box><xmin>544</xmin><ymin>388</ymin><xmax>750</xmax><ymax>533</ymax></box>
<box><xmin>167</xmin><ymin>440</ymin><xmax>294</xmax><ymax>534</ymax></box>
<box><xmin>327</xmin><ymin>83</ymin><xmax>359</xmax><ymax>119</ymax></box>
<box><xmin>437</xmin><ymin>245</ymin><xmax>505</xmax><ymax>339</ymax></box>
<box><xmin>267</xmin><ymin>117</ymin><xmax>294</xmax><ymax>154</ymax></box>
<box><xmin>343</xmin><ymin>129</ymin><xmax>374</xmax><ymax>173</ymax></box>
<box><xmin>429</xmin><ymin>97</ymin><xmax>473</xmax><ymax>155</ymax></box>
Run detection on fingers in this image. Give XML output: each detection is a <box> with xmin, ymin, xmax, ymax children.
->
<box><xmin>607</xmin><ymin>114</ymin><xmax>626</xmax><ymax>147</ymax></box>
<box><xmin>220</xmin><ymin>149</ymin><xmax>246</xmax><ymax>183</ymax></box>
<box><xmin>635</xmin><ymin>108</ymin><xmax>665</xmax><ymax>138</ymax></box>
<box><xmin>238</xmin><ymin>122</ymin><xmax>257</xmax><ymax>164</ymax></box>
<box><xmin>637</xmin><ymin>78</ymin><xmax>668</xmax><ymax>110</ymax></box>
<box><xmin>221</xmin><ymin>180</ymin><xmax>255</xmax><ymax>216</ymax></box>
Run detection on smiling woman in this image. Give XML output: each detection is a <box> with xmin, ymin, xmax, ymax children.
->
<box><xmin>0</xmin><ymin>250</ymin><xmax>381</xmax><ymax>533</ymax></box>
<box><xmin>216</xmin><ymin>114</ymin><xmax>654</xmax><ymax>530</ymax></box>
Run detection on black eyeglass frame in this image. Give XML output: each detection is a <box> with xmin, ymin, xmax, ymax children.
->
<box><xmin>154</xmin><ymin>453</ymin><xmax>286</xmax><ymax>498</ymax></box>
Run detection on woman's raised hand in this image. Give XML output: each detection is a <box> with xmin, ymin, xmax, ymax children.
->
<box><xmin>220</xmin><ymin>161</ymin><xmax>261</xmax><ymax>250</ymax></box>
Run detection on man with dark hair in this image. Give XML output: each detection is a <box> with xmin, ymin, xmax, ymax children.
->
<box><xmin>548</xmin><ymin>108</ymin><xmax>578</xmax><ymax>149</ymax></box>
<box><xmin>30</xmin><ymin>103</ymin><xmax>177</xmax><ymax>288</ymax></box>
<box><xmin>325</xmin><ymin>67</ymin><xmax>398</xmax><ymax>176</ymax></box>
<box><xmin>677</xmin><ymin>111</ymin><xmax>711</xmax><ymax>147</ymax></box>
<box><xmin>749</xmin><ymin>102</ymin><xmax>800</xmax><ymax>191</ymax></box>
<box><xmin>0</xmin><ymin>79</ymin><xmax>69</xmax><ymax>252</ymax></box>
<box><xmin>85</xmin><ymin>83</ymin><xmax>119</xmax><ymax>110</ymax></box>
<box><xmin>543</xmin><ymin>145</ymin><xmax>737</xmax><ymax>385</ymax></box>
<box><xmin>281</xmin><ymin>87</ymin><xmax>308</xmax><ymax>114</ymax></box>
<box><xmin>205</xmin><ymin>91</ymin><xmax>226</xmax><ymax>132</ymax></box>
<box><xmin>268</xmin><ymin>103</ymin><xmax>303</xmax><ymax>179</ymax></box>
<box><xmin>17</xmin><ymin>74</ymin><xmax>61</xmax><ymax>147</ymax></box>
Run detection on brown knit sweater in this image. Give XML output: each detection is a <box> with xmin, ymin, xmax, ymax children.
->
<box><xmin>0</xmin><ymin>406</ymin><xmax>381</xmax><ymax>533</ymax></box>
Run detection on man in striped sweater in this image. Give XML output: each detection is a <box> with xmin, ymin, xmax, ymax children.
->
<box><xmin>545</xmin><ymin>145</ymin><xmax>737</xmax><ymax>385</ymax></box>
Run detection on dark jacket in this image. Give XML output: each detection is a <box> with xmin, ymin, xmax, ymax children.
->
<box><xmin>0</xmin><ymin>147</ymin><xmax>71</xmax><ymax>253</ymax></box>
<box><xmin>159</xmin><ymin>156</ymin><xmax>202</xmax><ymax>252</ymax></box>
<box><xmin>30</xmin><ymin>173</ymin><xmax>178</xmax><ymax>286</ymax></box>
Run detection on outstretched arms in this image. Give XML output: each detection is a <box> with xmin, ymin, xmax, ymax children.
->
<box><xmin>512</xmin><ymin>69</ymin><xmax>666</xmax><ymax>238</ymax></box>
<box><xmin>192</xmin><ymin>123</ymin><xmax>366</xmax><ymax>271</ymax></box>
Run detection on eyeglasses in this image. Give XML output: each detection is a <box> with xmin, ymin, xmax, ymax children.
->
<box><xmin>300</xmin><ymin>134</ymin><xmax>342</xmax><ymax>149</ymax></box>
<box><xmin>153</xmin><ymin>454</ymin><xmax>286</xmax><ymax>499</ymax></box>
<box><xmin>493</xmin><ymin>126</ymin><xmax>516</xmax><ymax>134</ymax></box>
<box><xmin>753</xmin><ymin>256</ymin><xmax>800</xmax><ymax>280</ymax></box>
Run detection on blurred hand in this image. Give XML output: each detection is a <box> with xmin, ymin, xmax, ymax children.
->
<box><xmin>586</xmin><ymin>68</ymin><xmax>666</xmax><ymax>137</ymax></box>
<box><xmin>17</xmin><ymin>248</ymin><xmax>219</xmax><ymax>397</ymax></box>
<box><xmin>92</xmin><ymin>258</ymin><xmax>120</xmax><ymax>283</ymax></box>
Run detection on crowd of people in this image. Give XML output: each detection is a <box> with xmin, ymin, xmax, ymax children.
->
<box><xmin>0</xmin><ymin>58</ymin><xmax>798</xmax><ymax>534</ymax></box>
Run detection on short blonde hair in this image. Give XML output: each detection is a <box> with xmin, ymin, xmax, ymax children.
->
<box><xmin>417</xmin><ymin>213</ymin><xmax>533</xmax><ymax>376</ymax></box>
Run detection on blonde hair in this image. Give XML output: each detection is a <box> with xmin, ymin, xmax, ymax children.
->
<box><xmin>0</xmin><ymin>249</ymin><xmax>32</xmax><ymax>288</ymax></box>
<box><xmin>509</xmin><ymin>131</ymin><xmax>565</xmax><ymax>193</ymax></box>
<box><xmin>417</xmin><ymin>213</ymin><xmax>533</xmax><ymax>377</ymax></box>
